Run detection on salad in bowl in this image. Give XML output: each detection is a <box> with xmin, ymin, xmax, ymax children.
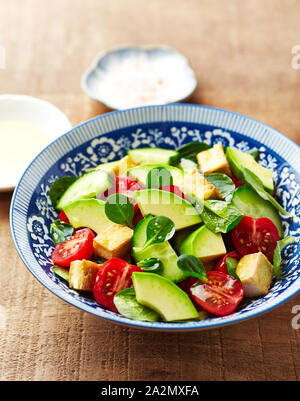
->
<box><xmin>49</xmin><ymin>142</ymin><xmax>296</xmax><ymax>323</ymax></box>
<box><xmin>10</xmin><ymin>104</ymin><xmax>300</xmax><ymax>330</ymax></box>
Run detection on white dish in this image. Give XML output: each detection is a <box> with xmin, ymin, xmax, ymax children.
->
<box><xmin>0</xmin><ymin>94</ymin><xmax>72</xmax><ymax>191</ymax></box>
<box><xmin>81</xmin><ymin>45</ymin><xmax>197</xmax><ymax>110</ymax></box>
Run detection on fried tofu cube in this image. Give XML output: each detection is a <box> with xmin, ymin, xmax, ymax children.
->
<box><xmin>203</xmin><ymin>176</ymin><xmax>223</xmax><ymax>200</ymax></box>
<box><xmin>96</xmin><ymin>156</ymin><xmax>138</xmax><ymax>176</ymax></box>
<box><xmin>197</xmin><ymin>143</ymin><xmax>232</xmax><ymax>176</ymax></box>
<box><xmin>93</xmin><ymin>223</ymin><xmax>134</xmax><ymax>260</ymax></box>
<box><xmin>69</xmin><ymin>259</ymin><xmax>102</xmax><ymax>291</ymax></box>
<box><xmin>183</xmin><ymin>169</ymin><xmax>222</xmax><ymax>200</ymax></box>
<box><xmin>118</xmin><ymin>155</ymin><xmax>139</xmax><ymax>175</ymax></box>
<box><xmin>236</xmin><ymin>252</ymin><xmax>274</xmax><ymax>297</ymax></box>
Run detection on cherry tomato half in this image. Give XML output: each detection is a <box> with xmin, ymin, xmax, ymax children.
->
<box><xmin>58</xmin><ymin>210</ymin><xmax>70</xmax><ymax>223</ymax></box>
<box><xmin>216</xmin><ymin>251</ymin><xmax>240</xmax><ymax>274</ymax></box>
<box><xmin>159</xmin><ymin>185</ymin><xmax>188</xmax><ymax>200</ymax></box>
<box><xmin>190</xmin><ymin>271</ymin><xmax>244</xmax><ymax>316</ymax></box>
<box><xmin>232</xmin><ymin>216</ymin><xmax>279</xmax><ymax>260</ymax></box>
<box><xmin>100</xmin><ymin>175</ymin><xmax>142</xmax><ymax>215</ymax></box>
<box><xmin>51</xmin><ymin>228</ymin><xmax>95</xmax><ymax>267</ymax></box>
<box><xmin>231</xmin><ymin>175</ymin><xmax>245</xmax><ymax>189</ymax></box>
<box><xmin>93</xmin><ymin>258</ymin><xmax>142</xmax><ymax>312</ymax></box>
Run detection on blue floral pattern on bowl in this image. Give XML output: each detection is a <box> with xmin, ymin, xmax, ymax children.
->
<box><xmin>10</xmin><ymin>104</ymin><xmax>300</xmax><ymax>331</ymax></box>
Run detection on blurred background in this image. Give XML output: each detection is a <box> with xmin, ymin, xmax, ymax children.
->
<box><xmin>0</xmin><ymin>0</ymin><xmax>299</xmax><ymax>141</ymax></box>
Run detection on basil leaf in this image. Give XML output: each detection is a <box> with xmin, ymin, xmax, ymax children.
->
<box><xmin>226</xmin><ymin>257</ymin><xmax>241</xmax><ymax>282</ymax></box>
<box><xmin>242</xmin><ymin>168</ymin><xmax>291</xmax><ymax>216</ymax></box>
<box><xmin>146</xmin><ymin>167</ymin><xmax>173</xmax><ymax>189</ymax></box>
<box><xmin>50</xmin><ymin>219</ymin><xmax>74</xmax><ymax>244</ymax></box>
<box><xmin>52</xmin><ymin>265</ymin><xmax>70</xmax><ymax>283</ymax></box>
<box><xmin>49</xmin><ymin>176</ymin><xmax>77</xmax><ymax>209</ymax></box>
<box><xmin>105</xmin><ymin>193</ymin><xmax>134</xmax><ymax>228</ymax></box>
<box><xmin>177</xmin><ymin>254</ymin><xmax>208</xmax><ymax>281</ymax></box>
<box><xmin>177</xmin><ymin>142</ymin><xmax>211</xmax><ymax>163</ymax></box>
<box><xmin>273</xmin><ymin>236</ymin><xmax>297</xmax><ymax>279</ymax></box>
<box><xmin>201</xmin><ymin>204</ymin><xmax>243</xmax><ymax>233</ymax></box>
<box><xmin>248</xmin><ymin>148</ymin><xmax>260</xmax><ymax>161</ymax></box>
<box><xmin>205</xmin><ymin>173</ymin><xmax>235</xmax><ymax>201</ymax></box>
<box><xmin>137</xmin><ymin>258</ymin><xmax>163</xmax><ymax>274</ymax></box>
<box><xmin>204</xmin><ymin>200</ymin><xmax>230</xmax><ymax>218</ymax></box>
<box><xmin>113</xmin><ymin>288</ymin><xmax>160</xmax><ymax>322</ymax></box>
<box><xmin>143</xmin><ymin>216</ymin><xmax>175</xmax><ymax>248</ymax></box>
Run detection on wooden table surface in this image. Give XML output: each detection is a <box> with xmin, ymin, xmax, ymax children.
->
<box><xmin>0</xmin><ymin>0</ymin><xmax>299</xmax><ymax>381</ymax></box>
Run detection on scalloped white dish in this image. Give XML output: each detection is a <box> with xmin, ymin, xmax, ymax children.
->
<box><xmin>81</xmin><ymin>45</ymin><xmax>197</xmax><ymax>110</ymax></box>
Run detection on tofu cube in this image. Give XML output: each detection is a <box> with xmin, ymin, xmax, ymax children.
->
<box><xmin>183</xmin><ymin>169</ymin><xmax>222</xmax><ymax>200</ymax></box>
<box><xmin>93</xmin><ymin>223</ymin><xmax>133</xmax><ymax>260</ymax></box>
<box><xmin>203</xmin><ymin>176</ymin><xmax>223</xmax><ymax>200</ymax></box>
<box><xmin>118</xmin><ymin>156</ymin><xmax>139</xmax><ymax>175</ymax></box>
<box><xmin>236</xmin><ymin>252</ymin><xmax>274</xmax><ymax>297</ymax></box>
<box><xmin>69</xmin><ymin>259</ymin><xmax>102</xmax><ymax>291</ymax></box>
<box><xmin>197</xmin><ymin>143</ymin><xmax>232</xmax><ymax>176</ymax></box>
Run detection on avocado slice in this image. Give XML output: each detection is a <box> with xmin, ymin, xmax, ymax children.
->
<box><xmin>127</xmin><ymin>148</ymin><xmax>178</xmax><ymax>165</ymax></box>
<box><xmin>127</xmin><ymin>164</ymin><xmax>184</xmax><ymax>187</ymax></box>
<box><xmin>63</xmin><ymin>198</ymin><xmax>112</xmax><ymax>235</ymax></box>
<box><xmin>57</xmin><ymin>169</ymin><xmax>113</xmax><ymax>210</ymax></box>
<box><xmin>231</xmin><ymin>186</ymin><xmax>283</xmax><ymax>237</ymax></box>
<box><xmin>132</xmin><ymin>189</ymin><xmax>202</xmax><ymax>230</ymax></box>
<box><xmin>180</xmin><ymin>225</ymin><xmax>226</xmax><ymax>263</ymax></box>
<box><xmin>226</xmin><ymin>147</ymin><xmax>274</xmax><ymax>192</ymax></box>
<box><xmin>133</xmin><ymin>241</ymin><xmax>187</xmax><ymax>283</ymax></box>
<box><xmin>132</xmin><ymin>272</ymin><xmax>199</xmax><ymax>322</ymax></box>
<box><xmin>132</xmin><ymin>214</ymin><xmax>187</xmax><ymax>283</ymax></box>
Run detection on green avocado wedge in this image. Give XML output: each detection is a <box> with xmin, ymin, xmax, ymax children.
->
<box><xmin>56</xmin><ymin>169</ymin><xmax>113</xmax><ymax>210</ymax></box>
<box><xmin>132</xmin><ymin>189</ymin><xmax>202</xmax><ymax>230</ymax></box>
<box><xmin>63</xmin><ymin>198</ymin><xmax>112</xmax><ymax>235</ymax></box>
<box><xmin>132</xmin><ymin>241</ymin><xmax>187</xmax><ymax>283</ymax></box>
<box><xmin>231</xmin><ymin>186</ymin><xmax>283</xmax><ymax>238</ymax></box>
<box><xmin>180</xmin><ymin>225</ymin><xmax>226</xmax><ymax>263</ymax></box>
<box><xmin>127</xmin><ymin>148</ymin><xmax>178</xmax><ymax>165</ymax></box>
<box><xmin>127</xmin><ymin>164</ymin><xmax>184</xmax><ymax>187</ymax></box>
<box><xmin>113</xmin><ymin>288</ymin><xmax>160</xmax><ymax>322</ymax></box>
<box><xmin>132</xmin><ymin>272</ymin><xmax>199</xmax><ymax>322</ymax></box>
<box><xmin>226</xmin><ymin>147</ymin><xmax>274</xmax><ymax>192</ymax></box>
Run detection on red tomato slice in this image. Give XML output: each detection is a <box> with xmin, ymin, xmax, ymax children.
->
<box><xmin>58</xmin><ymin>210</ymin><xmax>70</xmax><ymax>223</ymax></box>
<box><xmin>216</xmin><ymin>251</ymin><xmax>240</xmax><ymax>274</ymax></box>
<box><xmin>178</xmin><ymin>276</ymin><xmax>199</xmax><ymax>294</ymax></box>
<box><xmin>231</xmin><ymin>175</ymin><xmax>245</xmax><ymax>188</ymax></box>
<box><xmin>51</xmin><ymin>228</ymin><xmax>95</xmax><ymax>267</ymax></box>
<box><xmin>232</xmin><ymin>216</ymin><xmax>279</xmax><ymax>260</ymax></box>
<box><xmin>100</xmin><ymin>175</ymin><xmax>142</xmax><ymax>215</ymax></box>
<box><xmin>93</xmin><ymin>258</ymin><xmax>142</xmax><ymax>313</ymax></box>
<box><xmin>190</xmin><ymin>271</ymin><xmax>244</xmax><ymax>316</ymax></box>
<box><xmin>159</xmin><ymin>185</ymin><xmax>188</xmax><ymax>200</ymax></box>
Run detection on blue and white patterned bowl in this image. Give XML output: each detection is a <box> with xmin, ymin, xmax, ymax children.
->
<box><xmin>10</xmin><ymin>104</ymin><xmax>300</xmax><ymax>331</ymax></box>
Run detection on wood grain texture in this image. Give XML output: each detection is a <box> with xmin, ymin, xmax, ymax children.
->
<box><xmin>0</xmin><ymin>0</ymin><xmax>299</xmax><ymax>381</ymax></box>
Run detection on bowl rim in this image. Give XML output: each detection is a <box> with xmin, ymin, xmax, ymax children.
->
<box><xmin>80</xmin><ymin>44</ymin><xmax>198</xmax><ymax>109</ymax></box>
<box><xmin>9</xmin><ymin>103</ymin><xmax>300</xmax><ymax>331</ymax></box>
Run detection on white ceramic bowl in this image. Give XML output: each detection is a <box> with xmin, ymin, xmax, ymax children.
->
<box><xmin>0</xmin><ymin>94</ymin><xmax>72</xmax><ymax>191</ymax></box>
